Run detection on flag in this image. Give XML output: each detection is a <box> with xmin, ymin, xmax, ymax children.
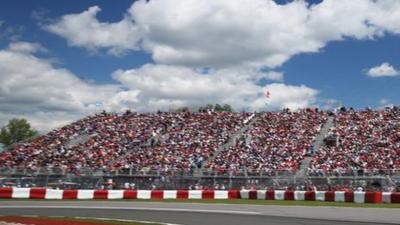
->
<box><xmin>265</xmin><ymin>90</ymin><xmax>270</xmax><ymax>98</ymax></box>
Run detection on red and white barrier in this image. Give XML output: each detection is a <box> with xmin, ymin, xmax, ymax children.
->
<box><xmin>382</xmin><ymin>192</ymin><xmax>400</xmax><ymax>203</ymax></box>
<box><xmin>163</xmin><ymin>190</ymin><xmax>177</xmax><ymax>199</ymax></box>
<box><xmin>0</xmin><ymin>188</ymin><xmax>397</xmax><ymax>204</ymax></box>
<box><xmin>45</xmin><ymin>189</ymin><xmax>63</xmax><ymax>199</ymax></box>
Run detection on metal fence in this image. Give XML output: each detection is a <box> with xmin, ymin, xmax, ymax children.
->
<box><xmin>1</xmin><ymin>167</ymin><xmax>399</xmax><ymax>191</ymax></box>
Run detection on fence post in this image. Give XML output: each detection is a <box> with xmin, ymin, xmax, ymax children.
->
<box><xmin>45</xmin><ymin>174</ymin><xmax>49</xmax><ymax>188</ymax></box>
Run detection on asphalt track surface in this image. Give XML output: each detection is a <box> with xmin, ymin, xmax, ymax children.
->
<box><xmin>1</xmin><ymin>201</ymin><xmax>399</xmax><ymax>225</ymax></box>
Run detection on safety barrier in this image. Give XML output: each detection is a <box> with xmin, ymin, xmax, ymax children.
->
<box><xmin>0</xmin><ymin>188</ymin><xmax>397</xmax><ymax>204</ymax></box>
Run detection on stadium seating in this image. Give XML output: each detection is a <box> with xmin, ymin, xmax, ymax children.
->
<box><xmin>309</xmin><ymin>108</ymin><xmax>400</xmax><ymax>176</ymax></box>
<box><xmin>0</xmin><ymin>111</ymin><xmax>252</xmax><ymax>173</ymax></box>
<box><xmin>1</xmin><ymin>107</ymin><xmax>400</xmax><ymax>183</ymax></box>
<box><xmin>206</xmin><ymin>109</ymin><xmax>328</xmax><ymax>173</ymax></box>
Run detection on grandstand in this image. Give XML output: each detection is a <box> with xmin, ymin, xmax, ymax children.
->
<box><xmin>0</xmin><ymin>107</ymin><xmax>400</xmax><ymax>191</ymax></box>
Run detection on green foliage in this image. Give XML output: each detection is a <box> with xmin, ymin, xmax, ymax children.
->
<box><xmin>172</xmin><ymin>106</ymin><xmax>191</xmax><ymax>113</ymax></box>
<box><xmin>222</xmin><ymin>104</ymin><xmax>233</xmax><ymax>112</ymax></box>
<box><xmin>0</xmin><ymin>118</ymin><xmax>38</xmax><ymax>147</ymax></box>
<box><xmin>198</xmin><ymin>103</ymin><xmax>233</xmax><ymax>112</ymax></box>
<box><xmin>214</xmin><ymin>104</ymin><xmax>223</xmax><ymax>112</ymax></box>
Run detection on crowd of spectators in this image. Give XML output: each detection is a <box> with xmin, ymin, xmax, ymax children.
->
<box><xmin>206</xmin><ymin>108</ymin><xmax>328</xmax><ymax>174</ymax></box>
<box><xmin>309</xmin><ymin>107</ymin><xmax>400</xmax><ymax>176</ymax></box>
<box><xmin>0</xmin><ymin>112</ymin><xmax>119</xmax><ymax>172</ymax></box>
<box><xmin>2</xmin><ymin>106</ymin><xmax>400</xmax><ymax>180</ymax></box>
<box><xmin>117</xmin><ymin>112</ymin><xmax>252</xmax><ymax>172</ymax></box>
<box><xmin>0</xmin><ymin>111</ymin><xmax>252</xmax><ymax>174</ymax></box>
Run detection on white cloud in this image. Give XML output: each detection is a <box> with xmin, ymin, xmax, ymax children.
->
<box><xmin>46</xmin><ymin>0</ymin><xmax>400</xmax><ymax>68</ymax></box>
<box><xmin>0</xmin><ymin>22</ymin><xmax>24</xmax><ymax>41</ymax></box>
<box><xmin>9</xmin><ymin>0</ymin><xmax>400</xmax><ymax>133</ymax></box>
<box><xmin>45</xmin><ymin>6</ymin><xmax>143</xmax><ymax>55</ymax></box>
<box><xmin>379</xmin><ymin>98</ymin><xmax>390</xmax><ymax>105</ymax></box>
<box><xmin>0</xmin><ymin>111</ymin><xmax>84</xmax><ymax>133</ymax></box>
<box><xmin>319</xmin><ymin>99</ymin><xmax>342</xmax><ymax>110</ymax></box>
<box><xmin>8</xmin><ymin>42</ymin><xmax>47</xmax><ymax>54</ymax></box>
<box><xmin>0</xmin><ymin>42</ymin><xmax>318</xmax><ymax>132</ymax></box>
<box><xmin>113</xmin><ymin>64</ymin><xmax>317</xmax><ymax>112</ymax></box>
<box><xmin>261</xmin><ymin>71</ymin><xmax>284</xmax><ymax>82</ymax></box>
<box><xmin>0</xmin><ymin>42</ymin><xmax>120</xmax><ymax>131</ymax></box>
<box><xmin>378</xmin><ymin>98</ymin><xmax>395</xmax><ymax>109</ymax></box>
<box><xmin>367</xmin><ymin>62</ymin><xmax>399</xmax><ymax>77</ymax></box>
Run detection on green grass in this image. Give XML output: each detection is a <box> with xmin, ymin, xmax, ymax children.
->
<box><xmin>2</xmin><ymin>198</ymin><xmax>400</xmax><ymax>208</ymax></box>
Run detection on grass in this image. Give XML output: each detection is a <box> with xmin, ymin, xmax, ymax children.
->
<box><xmin>2</xmin><ymin>198</ymin><xmax>400</xmax><ymax>208</ymax></box>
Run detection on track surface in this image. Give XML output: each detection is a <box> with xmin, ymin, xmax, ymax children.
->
<box><xmin>1</xmin><ymin>201</ymin><xmax>399</xmax><ymax>225</ymax></box>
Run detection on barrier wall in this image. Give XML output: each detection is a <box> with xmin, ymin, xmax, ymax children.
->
<box><xmin>0</xmin><ymin>188</ymin><xmax>397</xmax><ymax>204</ymax></box>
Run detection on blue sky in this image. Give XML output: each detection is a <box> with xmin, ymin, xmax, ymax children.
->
<box><xmin>0</xmin><ymin>0</ymin><xmax>399</xmax><ymax>130</ymax></box>
<box><xmin>0</xmin><ymin>0</ymin><xmax>148</xmax><ymax>84</ymax></box>
<box><xmin>285</xmin><ymin>34</ymin><xmax>400</xmax><ymax>108</ymax></box>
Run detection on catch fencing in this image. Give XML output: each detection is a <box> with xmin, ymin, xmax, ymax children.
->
<box><xmin>0</xmin><ymin>167</ymin><xmax>399</xmax><ymax>191</ymax></box>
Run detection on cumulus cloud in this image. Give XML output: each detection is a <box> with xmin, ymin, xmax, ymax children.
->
<box><xmin>366</xmin><ymin>62</ymin><xmax>399</xmax><ymax>77</ymax></box>
<box><xmin>113</xmin><ymin>64</ymin><xmax>317</xmax><ymax>112</ymax></box>
<box><xmin>45</xmin><ymin>6</ymin><xmax>143</xmax><ymax>55</ymax></box>
<box><xmin>45</xmin><ymin>0</ymin><xmax>400</xmax><ymax>68</ymax></box>
<box><xmin>0</xmin><ymin>42</ymin><xmax>120</xmax><ymax>131</ymax></box>
<box><xmin>0</xmin><ymin>42</ymin><xmax>318</xmax><ymax>132</ymax></box>
<box><xmin>10</xmin><ymin>0</ymin><xmax>400</xmax><ymax>132</ymax></box>
<box><xmin>260</xmin><ymin>71</ymin><xmax>284</xmax><ymax>82</ymax></box>
<box><xmin>8</xmin><ymin>42</ymin><xmax>47</xmax><ymax>54</ymax></box>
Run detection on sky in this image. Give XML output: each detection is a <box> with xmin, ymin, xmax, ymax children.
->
<box><xmin>0</xmin><ymin>0</ymin><xmax>399</xmax><ymax>132</ymax></box>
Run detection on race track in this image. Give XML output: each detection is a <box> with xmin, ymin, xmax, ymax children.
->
<box><xmin>0</xmin><ymin>201</ymin><xmax>399</xmax><ymax>225</ymax></box>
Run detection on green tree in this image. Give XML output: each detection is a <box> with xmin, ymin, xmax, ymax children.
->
<box><xmin>174</xmin><ymin>106</ymin><xmax>191</xmax><ymax>113</ymax></box>
<box><xmin>198</xmin><ymin>104</ymin><xmax>214</xmax><ymax>112</ymax></box>
<box><xmin>222</xmin><ymin>104</ymin><xmax>233</xmax><ymax>112</ymax></box>
<box><xmin>0</xmin><ymin>118</ymin><xmax>38</xmax><ymax>147</ymax></box>
<box><xmin>214</xmin><ymin>104</ymin><xmax>222</xmax><ymax>112</ymax></box>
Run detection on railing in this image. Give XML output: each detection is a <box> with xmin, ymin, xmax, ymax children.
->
<box><xmin>1</xmin><ymin>167</ymin><xmax>398</xmax><ymax>191</ymax></box>
<box><xmin>2</xmin><ymin>167</ymin><xmax>400</xmax><ymax>177</ymax></box>
<box><xmin>307</xmin><ymin>169</ymin><xmax>400</xmax><ymax>177</ymax></box>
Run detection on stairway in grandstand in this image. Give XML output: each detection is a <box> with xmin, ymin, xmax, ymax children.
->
<box><xmin>196</xmin><ymin>113</ymin><xmax>258</xmax><ymax>176</ymax></box>
<box><xmin>296</xmin><ymin>115</ymin><xmax>335</xmax><ymax>177</ymax></box>
<box><xmin>66</xmin><ymin>134</ymin><xmax>90</xmax><ymax>148</ymax></box>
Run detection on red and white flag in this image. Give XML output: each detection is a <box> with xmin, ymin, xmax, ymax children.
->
<box><xmin>265</xmin><ymin>90</ymin><xmax>271</xmax><ymax>98</ymax></box>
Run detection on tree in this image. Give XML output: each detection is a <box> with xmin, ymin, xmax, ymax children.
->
<box><xmin>198</xmin><ymin>104</ymin><xmax>214</xmax><ymax>112</ymax></box>
<box><xmin>214</xmin><ymin>104</ymin><xmax>224</xmax><ymax>112</ymax></box>
<box><xmin>198</xmin><ymin>103</ymin><xmax>234</xmax><ymax>112</ymax></box>
<box><xmin>173</xmin><ymin>106</ymin><xmax>191</xmax><ymax>113</ymax></box>
<box><xmin>222</xmin><ymin>104</ymin><xmax>233</xmax><ymax>112</ymax></box>
<box><xmin>0</xmin><ymin>118</ymin><xmax>38</xmax><ymax>147</ymax></box>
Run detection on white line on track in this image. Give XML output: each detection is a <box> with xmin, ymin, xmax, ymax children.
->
<box><xmin>72</xmin><ymin>216</ymin><xmax>183</xmax><ymax>225</ymax></box>
<box><xmin>0</xmin><ymin>206</ymin><xmax>261</xmax><ymax>215</ymax></box>
<box><xmin>6</xmin><ymin>215</ymin><xmax>183</xmax><ymax>225</ymax></box>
